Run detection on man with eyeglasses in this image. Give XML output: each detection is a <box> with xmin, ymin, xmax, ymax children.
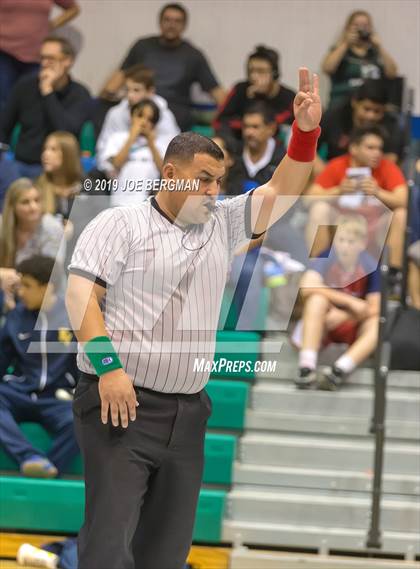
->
<box><xmin>99</xmin><ymin>2</ymin><xmax>225</xmax><ymax>131</ymax></box>
<box><xmin>0</xmin><ymin>36</ymin><xmax>91</xmax><ymax>179</ymax></box>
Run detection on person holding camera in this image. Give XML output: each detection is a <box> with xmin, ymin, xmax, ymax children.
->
<box><xmin>322</xmin><ymin>10</ymin><xmax>398</xmax><ymax>108</ymax></box>
<box><xmin>213</xmin><ymin>45</ymin><xmax>296</xmax><ymax>140</ymax></box>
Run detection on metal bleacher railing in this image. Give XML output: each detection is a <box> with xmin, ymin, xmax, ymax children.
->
<box><xmin>367</xmin><ymin>85</ymin><xmax>419</xmax><ymax>555</ymax></box>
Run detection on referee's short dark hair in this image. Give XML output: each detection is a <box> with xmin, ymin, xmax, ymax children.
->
<box><xmin>164</xmin><ymin>132</ymin><xmax>224</xmax><ymax>164</ymax></box>
<box><xmin>16</xmin><ymin>255</ymin><xmax>62</xmax><ymax>290</ymax></box>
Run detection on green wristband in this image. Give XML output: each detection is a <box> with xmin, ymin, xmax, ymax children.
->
<box><xmin>84</xmin><ymin>336</ymin><xmax>123</xmax><ymax>376</ymax></box>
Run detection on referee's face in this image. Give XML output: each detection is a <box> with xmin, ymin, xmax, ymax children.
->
<box><xmin>163</xmin><ymin>153</ymin><xmax>225</xmax><ymax>225</ymax></box>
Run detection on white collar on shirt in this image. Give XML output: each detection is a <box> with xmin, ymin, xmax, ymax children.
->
<box><xmin>242</xmin><ymin>137</ymin><xmax>276</xmax><ymax>178</ymax></box>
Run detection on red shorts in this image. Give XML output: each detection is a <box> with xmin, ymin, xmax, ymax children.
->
<box><xmin>324</xmin><ymin>320</ymin><xmax>359</xmax><ymax>346</ymax></box>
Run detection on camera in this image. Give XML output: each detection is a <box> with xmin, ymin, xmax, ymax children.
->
<box><xmin>358</xmin><ymin>28</ymin><xmax>371</xmax><ymax>42</ymax></box>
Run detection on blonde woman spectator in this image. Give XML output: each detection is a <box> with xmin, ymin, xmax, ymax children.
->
<box><xmin>0</xmin><ymin>178</ymin><xmax>65</xmax><ymax>268</ymax></box>
<box><xmin>322</xmin><ymin>10</ymin><xmax>398</xmax><ymax>107</ymax></box>
<box><xmin>0</xmin><ymin>178</ymin><xmax>65</xmax><ymax>309</ymax></box>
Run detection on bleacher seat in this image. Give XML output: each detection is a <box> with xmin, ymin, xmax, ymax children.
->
<box><xmin>0</xmin><ymin>476</ymin><xmax>226</xmax><ymax>543</ymax></box>
<box><xmin>0</xmin><ymin>425</ymin><xmax>237</xmax><ymax>486</ymax></box>
<box><xmin>79</xmin><ymin>121</ymin><xmax>96</xmax><ymax>156</ymax></box>
<box><xmin>203</xmin><ymin>433</ymin><xmax>237</xmax><ymax>485</ymax></box>
<box><xmin>213</xmin><ymin>331</ymin><xmax>261</xmax><ymax>380</ymax></box>
<box><xmin>206</xmin><ymin>380</ymin><xmax>250</xmax><ymax>430</ymax></box>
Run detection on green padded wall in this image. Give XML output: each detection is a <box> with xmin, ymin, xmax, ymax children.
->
<box><xmin>0</xmin><ymin>476</ymin><xmax>226</xmax><ymax>542</ymax></box>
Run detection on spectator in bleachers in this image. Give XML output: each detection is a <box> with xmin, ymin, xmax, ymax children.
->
<box><xmin>103</xmin><ymin>99</ymin><xmax>169</xmax><ymax>207</ymax></box>
<box><xmin>211</xmin><ymin>134</ymin><xmax>237</xmax><ymax>195</ymax></box>
<box><xmin>227</xmin><ymin>102</ymin><xmax>285</xmax><ymax>195</ymax></box>
<box><xmin>0</xmin><ymin>267</ymin><xmax>21</xmax><ymax>314</ymax></box>
<box><xmin>0</xmin><ymin>255</ymin><xmax>79</xmax><ymax>478</ymax></box>
<box><xmin>96</xmin><ymin>64</ymin><xmax>179</xmax><ymax>175</ymax></box>
<box><xmin>36</xmin><ymin>132</ymin><xmax>110</xmax><ymax>268</ymax></box>
<box><xmin>306</xmin><ymin>127</ymin><xmax>408</xmax><ymax>278</ymax></box>
<box><xmin>408</xmin><ymin>241</ymin><xmax>420</xmax><ymax>310</ymax></box>
<box><xmin>0</xmin><ymin>148</ymin><xmax>20</xmax><ymax>211</ymax></box>
<box><xmin>227</xmin><ymin>102</ymin><xmax>307</xmax><ymax>263</ymax></box>
<box><xmin>408</xmin><ymin>161</ymin><xmax>420</xmax><ymax>309</ymax></box>
<box><xmin>0</xmin><ymin>179</ymin><xmax>66</xmax><ymax>311</ymax></box>
<box><xmin>222</xmin><ymin>103</ymin><xmax>307</xmax><ymax>330</ymax></box>
<box><xmin>99</xmin><ymin>3</ymin><xmax>225</xmax><ymax>131</ymax></box>
<box><xmin>318</xmin><ymin>79</ymin><xmax>404</xmax><ymax>167</ymax></box>
<box><xmin>0</xmin><ymin>0</ymin><xmax>80</xmax><ymax>112</ymax></box>
<box><xmin>214</xmin><ymin>45</ymin><xmax>296</xmax><ymax>140</ymax></box>
<box><xmin>293</xmin><ymin>214</ymin><xmax>380</xmax><ymax>390</ymax></box>
<box><xmin>0</xmin><ymin>36</ymin><xmax>91</xmax><ymax>179</ymax></box>
<box><xmin>36</xmin><ymin>131</ymin><xmax>82</xmax><ymax>221</ymax></box>
<box><xmin>321</xmin><ymin>10</ymin><xmax>398</xmax><ymax>108</ymax></box>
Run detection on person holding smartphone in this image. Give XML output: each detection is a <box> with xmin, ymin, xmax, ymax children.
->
<box><xmin>305</xmin><ymin>126</ymin><xmax>407</xmax><ymax>280</ymax></box>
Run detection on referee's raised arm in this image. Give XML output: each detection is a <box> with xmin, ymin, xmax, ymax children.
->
<box><xmin>249</xmin><ymin>67</ymin><xmax>322</xmax><ymax>235</ymax></box>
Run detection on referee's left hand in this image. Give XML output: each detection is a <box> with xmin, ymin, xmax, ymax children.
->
<box><xmin>293</xmin><ymin>67</ymin><xmax>321</xmax><ymax>132</ymax></box>
<box><xmin>98</xmin><ymin>369</ymin><xmax>139</xmax><ymax>428</ymax></box>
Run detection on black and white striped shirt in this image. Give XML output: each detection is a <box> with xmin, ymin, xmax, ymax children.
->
<box><xmin>69</xmin><ymin>191</ymin><xmax>260</xmax><ymax>393</ymax></box>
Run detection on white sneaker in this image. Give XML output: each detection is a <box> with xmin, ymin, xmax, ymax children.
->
<box><xmin>17</xmin><ymin>543</ymin><xmax>59</xmax><ymax>568</ymax></box>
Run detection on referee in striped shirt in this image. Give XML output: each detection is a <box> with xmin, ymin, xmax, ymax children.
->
<box><xmin>65</xmin><ymin>68</ymin><xmax>321</xmax><ymax>569</ymax></box>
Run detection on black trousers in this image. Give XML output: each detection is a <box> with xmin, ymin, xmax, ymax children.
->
<box><xmin>73</xmin><ymin>372</ymin><xmax>212</xmax><ymax>569</ymax></box>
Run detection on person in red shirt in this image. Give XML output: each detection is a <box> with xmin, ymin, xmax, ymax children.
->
<box><xmin>305</xmin><ymin>125</ymin><xmax>407</xmax><ymax>273</ymax></box>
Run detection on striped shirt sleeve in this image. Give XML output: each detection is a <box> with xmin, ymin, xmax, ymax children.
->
<box><xmin>68</xmin><ymin>208</ymin><xmax>131</xmax><ymax>287</ymax></box>
<box><xmin>217</xmin><ymin>189</ymin><xmax>265</xmax><ymax>254</ymax></box>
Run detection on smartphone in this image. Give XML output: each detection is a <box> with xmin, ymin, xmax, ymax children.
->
<box><xmin>345</xmin><ymin>167</ymin><xmax>372</xmax><ymax>180</ymax></box>
<box><xmin>339</xmin><ymin>167</ymin><xmax>372</xmax><ymax>208</ymax></box>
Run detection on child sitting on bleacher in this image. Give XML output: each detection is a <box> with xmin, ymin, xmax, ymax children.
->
<box><xmin>293</xmin><ymin>214</ymin><xmax>381</xmax><ymax>390</ymax></box>
<box><xmin>0</xmin><ymin>255</ymin><xmax>79</xmax><ymax>477</ymax></box>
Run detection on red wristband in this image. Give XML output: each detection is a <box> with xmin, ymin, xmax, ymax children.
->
<box><xmin>287</xmin><ymin>121</ymin><xmax>321</xmax><ymax>162</ymax></box>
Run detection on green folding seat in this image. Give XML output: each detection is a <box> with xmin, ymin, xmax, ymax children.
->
<box><xmin>191</xmin><ymin>125</ymin><xmax>214</xmax><ymax>138</ymax></box>
<box><xmin>79</xmin><ymin>121</ymin><xmax>96</xmax><ymax>156</ymax></box>
<box><xmin>0</xmin><ymin>423</ymin><xmax>83</xmax><ymax>475</ymax></box>
<box><xmin>213</xmin><ymin>330</ymin><xmax>261</xmax><ymax>379</ymax></box>
<box><xmin>206</xmin><ymin>380</ymin><xmax>249</xmax><ymax>430</ymax></box>
<box><xmin>0</xmin><ymin>476</ymin><xmax>226</xmax><ymax>543</ymax></box>
<box><xmin>203</xmin><ymin>433</ymin><xmax>237</xmax><ymax>485</ymax></box>
<box><xmin>192</xmin><ymin>488</ymin><xmax>226</xmax><ymax>543</ymax></box>
<box><xmin>0</xmin><ymin>476</ymin><xmax>84</xmax><ymax>532</ymax></box>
